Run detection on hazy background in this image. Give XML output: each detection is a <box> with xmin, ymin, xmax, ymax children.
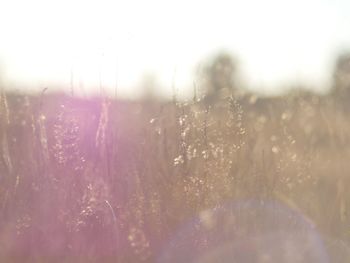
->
<box><xmin>1</xmin><ymin>0</ymin><xmax>350</xmax><ymax>98</ymax></box>
<box><xmin>3</xmin><ymin>1</ymin><xmax>350</xmax><ymax>262</ymax></box>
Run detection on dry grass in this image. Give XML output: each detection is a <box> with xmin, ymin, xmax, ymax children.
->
<box><xmin>0</xmin><ymin>90</ymin><xmax>350</xmax><ymax>262</ymax></box>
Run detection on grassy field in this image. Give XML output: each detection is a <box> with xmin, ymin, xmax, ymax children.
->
<box><xmin>0</xmin><ymin>90</ymin><xmax>350</xmax><ymax>262</ymax></box>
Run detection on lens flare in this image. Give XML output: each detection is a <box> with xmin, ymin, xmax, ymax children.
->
<box><xmin>158</xmin><ymin>200</ymin><xmax>329</xmax><ymax>263</ymax></box>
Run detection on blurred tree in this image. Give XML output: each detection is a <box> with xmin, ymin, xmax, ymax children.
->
<box><xmin>332</xmin><ymin>52</ymin><xmax>350</xmax><ymax>99</ymax></box>
<box><xmin>140</xmin><ymin>73</ymin><xmax>160</xmax><ymax>101</ymax></box>
<box><xmin>202</xmin><ymin>52</ymin><xmax>238</xmax><ymax>104</ymax></box>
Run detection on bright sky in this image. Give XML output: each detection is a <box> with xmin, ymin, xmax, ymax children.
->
<box><xmin>0</xmin><ymin>0</ymin><xmax>350</xmax><ymax>98</ymax></box>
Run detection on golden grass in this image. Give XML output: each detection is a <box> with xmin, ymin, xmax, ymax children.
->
<box><xmin>0</xmin><ymin>91</ymin><xmax>349</xmax><ymax>262</ymax></box>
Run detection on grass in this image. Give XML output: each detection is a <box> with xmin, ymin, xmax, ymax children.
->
<box><xmin>0</xmin><ymin>89</ymin><xmax>350</xmax><ymax>262</ymax></box>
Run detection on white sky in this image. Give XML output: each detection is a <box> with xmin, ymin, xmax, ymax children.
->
<box><xmin>0</xmin><ymin>0</ymin><xmax>350</xmax><ymax>98</ymax></box>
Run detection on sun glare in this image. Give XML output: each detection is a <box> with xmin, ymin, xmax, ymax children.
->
<box><xmin>0</xmin><ymin>0</ymin><xmax>349</xmax><ymax>97</ymax></box>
